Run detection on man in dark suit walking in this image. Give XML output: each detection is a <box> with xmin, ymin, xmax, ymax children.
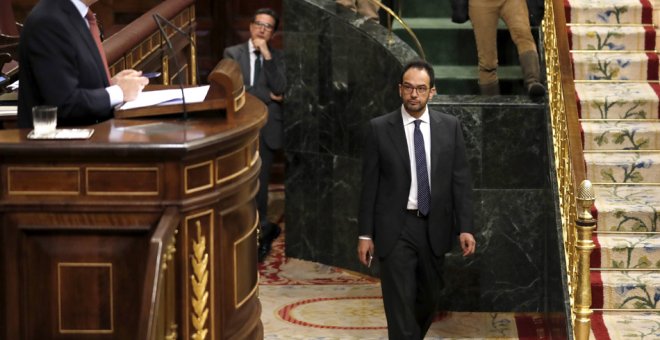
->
<box><xmin>223</xmin><ymin>8</ymin><xmax>286</xmax><ymax>262</ymax></box>
<box><xmin>358</xmin><ymin>60</ymin><xmax>476</xmax><ymax>339</ymax></box>
<box><xmin>17</xmin><ymin>0</ymin><xmax>148</xmax><ymax>128</ymax></box>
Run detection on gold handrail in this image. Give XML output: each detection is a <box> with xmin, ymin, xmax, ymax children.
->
<box><xmin>364</xmin><ymin>0</ymin><xmax>426</xmax><ymax>60</ymax></box>
<box><xmin>543</xmin><ymin>0</ymin><xmax>591</xmax><ymax>338</ymax></box>
<box><xmin>543</xmin><ymin>0</ymin><xmax>577</xmax><ymax>333</ymax></box>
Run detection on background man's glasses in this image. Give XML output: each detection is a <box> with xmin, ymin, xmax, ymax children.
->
<box><xmin>401</xmin><ymin>84</ymin><xmax>429</xmax><ymax>95</ymax></box>
<box><xmin>252</xmin><ymin>21</ymin><xmax>274</xmax><ymax>31</ymax></box>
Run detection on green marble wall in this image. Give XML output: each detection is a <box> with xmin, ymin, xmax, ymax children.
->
<box><xmin>283</xmin><ymin>2</ymin><xmax>568</xmax><ymax>331</ymax></box>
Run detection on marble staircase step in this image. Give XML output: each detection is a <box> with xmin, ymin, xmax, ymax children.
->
<box><xmin>566</xmin><ymin>0</ymin><xmax>653</xmax><ymax>25</ymax></box>
<box><xmin>433</xmin><ymin>65</ymin><xmax>522</xmax><ymax>80</ymax></box>
<box><xmin>590</xmin><ymin>270</ymin><xmax>660</xmax><ymax>309</ymax></box>
<box><xmin>585</xmin><ymin>152</ymin><xmax>660</xmax><ymax>183</ymax></box>
<box><xmin>571</xmin><ymin>51</ymin><xmax>659</xmax><ymax>81</ymax></box>
<box><xmin>399</xmin><ymin>0</ymin><xmax>450</xmax><ymax>18</ymax></box>
<box><xmin>393</xmin><ymin>18</ymin><xmax>538</xmax><ymax>66</ymax></box>
<box><xmin>592</xmin><ymin>233</ymin><xmax>660</xmax><ymax>269</ymax></box>
<box><xmin>594</xmin><ymin>185</ymin><xmax>660</xmax><ymax>232</ymax></box>
<box><xmin>568</xmin><ymin>24</ymin><xmax>657</xmax><ymax>51</ymax></box>
<box><xmin>433</xmin><ymin>65</ymin><xmax>525</xmax><ymax>95</ymax></box>
<box><xmin>574</xmin><ymin>82</ymin><xmax>660</xmax><ymax>119</ymax></box>
<box><xmin>582</xmin><ymin>120</ymin><xmax>660</xmax><ymax>150</ymax></box>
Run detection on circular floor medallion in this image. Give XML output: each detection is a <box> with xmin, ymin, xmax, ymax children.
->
<box><xmin>277</xmin><ymin>296</ymin><xmax>388</xmax><ymax>330</ymax></box>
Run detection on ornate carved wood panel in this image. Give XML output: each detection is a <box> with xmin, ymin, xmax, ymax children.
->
<box><xmin>4</xmin><ymin>212</ymin><xmax>156</xmax><ymax>339</ymax></box>
<box><xmin>0</xmin><ymin>96</ymin><xmax>266</xmax><ymax>339</ymax></box>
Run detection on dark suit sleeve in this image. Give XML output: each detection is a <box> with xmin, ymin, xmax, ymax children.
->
<box><xmin>24</xmin><ymin>15</ymin><xmax>110</xmax><ymax>122</ymax></box>
<box><xmin>262</xmin><ymin>50</ymin><xmax>286</xmax><ymax>95</ymax></box>
<box><xmin>358</xmin><ymin>120</ymin><xmax>380</xmax><ymax>238</ymax></box>
<box><xmin>222</xmin><ymin>47</ymin><xmax>235</xmax><ymax>60</ymax></box>
<box><xmin>451</xmin><ymin>119</ymin><xmax>474</xmax><ymax>234</ymax></box>
<box><xmin>250</xmin><ymin>49</ymin><xmax>286</xmax><ymax>104</ymax></box>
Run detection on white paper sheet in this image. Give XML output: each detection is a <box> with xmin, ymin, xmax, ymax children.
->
<box><xmin>119</xmin><ymin>85</ymin><xmax>210</xmax><ymax>110</ymax></box>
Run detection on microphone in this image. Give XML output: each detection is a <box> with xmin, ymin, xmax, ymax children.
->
<box><xmin>153</xmin><ymin>13</ymin><xmax>200</xmax><ymax>87</ymax></box>
<box><xmin>153</xmin><ymin>13</ymin><xmax>188</xmax><ymax>119</ymax></box>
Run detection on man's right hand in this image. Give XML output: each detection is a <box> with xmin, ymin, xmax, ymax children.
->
<box><xmin>357</xmin><ymin>239</ymin><xmax>374</xmax><ymax>267</ymax></box>
<box><xmin>252</xmin><ymin>38</ymin><xmax>272</xmax><ymax>60</ymax></box>
<box><xmin>113</xmin><ymin>69</ymin><xmax>149</xmax><ymax>102</ymax></box>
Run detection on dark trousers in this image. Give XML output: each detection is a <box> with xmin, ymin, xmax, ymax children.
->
<box><xmin>380</xmin><ymin>213</ymin><xmax>444</xmax><ymax>340</ymax></box>
<box><xmin>256</xmin><ymin>132</ymin><xmax>276</xmax><ymax>226</ymax></box>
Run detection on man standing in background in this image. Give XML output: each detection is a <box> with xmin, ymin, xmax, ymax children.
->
<box><xmin>358</xmin><ymin>60</ymin><xmax>476</xmax><ymax>339</ymax></box>
<box><xmin>224</xmin><ymin>8</ymin><xmax>286</xmax><ymax>262</ymax></box>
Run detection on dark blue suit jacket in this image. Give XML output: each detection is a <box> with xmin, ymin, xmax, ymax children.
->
<box><xmin>17</xmin><ymin>0</ymin><xmax>112</xmax><ymax>128</ymax></box>
<box><xmin>359</xmin><ymin>108</ymin><xmax>474</xmax><ymax>257</ymax></box>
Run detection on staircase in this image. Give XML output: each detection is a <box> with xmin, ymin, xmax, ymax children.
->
<box><xmin>392</xmin><ymin>0</ymin><xmax>537</xmax><ymax>94</ymax></box>
<box><xmin>565</xmin><ymin>0</ymin><xmax>660</xmax><ymax>337</ymax></box>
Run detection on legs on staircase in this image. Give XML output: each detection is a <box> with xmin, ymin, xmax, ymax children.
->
<box><xmin>479</xmin><ymin>80</ymin><xmax>500</xmax><ymax>95</ymax></box>
<box><xmin>470</xmin><ymin>0</ymin><xmax>546</xmax><ymax>97</ymax></box>
<box><xmin>519</xmin><ymin>50</ymin><xmax>546</xmax><ymax>98</ymax></box>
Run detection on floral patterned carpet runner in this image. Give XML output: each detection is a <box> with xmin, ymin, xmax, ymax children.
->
<box><xmin>566</xmin><ymin>0</ymin><xmax>660</xmax><ymax>338</ymax></box>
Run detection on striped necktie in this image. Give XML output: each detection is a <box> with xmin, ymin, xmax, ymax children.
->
<box><xmin>85</xmin><ymin>10</ymin><xmax>111</xmax><ymax>83</ymax></box>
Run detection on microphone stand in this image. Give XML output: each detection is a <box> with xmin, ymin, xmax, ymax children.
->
<box><xmin>153</xmin><ymin>14</ymin><xmax>188</xmax><ymax>120</ymax></box>
<box><xmin>153</xmin><ymin>13</ymin><xmax>200</xmax><ymax>85</ymax></box>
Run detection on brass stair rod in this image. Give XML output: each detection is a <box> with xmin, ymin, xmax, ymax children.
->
<box><xmin>364</xmin><ymin>0</ymin><xmax>426</xmax><ymax>60</ymax></box>
<box><xmin>574</xmin><ymin>180</ymin><xmax>596</xmax><ymax>340</ymax></box>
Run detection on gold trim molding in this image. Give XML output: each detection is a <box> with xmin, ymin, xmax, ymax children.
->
<box><xmin>185</xmin><ymin>160</ymin><xmax>214</xmax><ymax>194</ymax></box>
<box><xmin>182</xmin><ymin>209</ymin><xmax>215</xmax><ymax>340</ymax></box>
<box><xmin>216</xmin><ymin>147</ymin><xmax>251</xmax><ymax>185</ymax></box>
<box><xmin>235</xmin><ymin>86</ymin><xmax>246</xmax><ymax>111</ymax></box>
<box><xmin>8</xmin><ymin>167</ymin><xmax>81</xmax><ymax>195</ymax></box>
<box><xmin>57</xmin><ymin>262</ymin><xmax>114</xmax><ymax>334</ymax></box>
<box><xmin>233</xmin><ymin>218</ymin><xmax>259</xmax><ymax>309</ymax></box>
<box><xmin>86</xmin><ymin>167</ymin><xmax>160</xmax><ymax>196</ymax></box>
<box><xmin>249</xmin><ymin>135</ymin><xmax>259</xmax><ymax>167</ymax></box>
<box><xmin>190</xmin><ymin>221</ymin><xmax>209</xmax><ymax>340</ymax></box>
<box><xmin>162</xmin><ymin>229</ymin><xmax>178</xmax><ymax>273</ymax></box>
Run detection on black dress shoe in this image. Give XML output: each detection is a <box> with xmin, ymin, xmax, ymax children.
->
<box><xmin>258</xmin><ymin>242</ymin><xmax>270</xmax><ymax>263</ymax></box>
<box><xmin>261</xmin><ymin>222</ymin><xmax>281</xmax><ymax>240</ymax></box>
<box><xmin>258</xmin><ymin>223</ymin><xmax>281</xmax><ymax>262</ymax></box>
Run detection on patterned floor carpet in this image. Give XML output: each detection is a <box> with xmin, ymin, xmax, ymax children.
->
<box><xmin>258</xmin><ymin>187</ymin><xmax>554</xmax><ymax>339</ymax></box>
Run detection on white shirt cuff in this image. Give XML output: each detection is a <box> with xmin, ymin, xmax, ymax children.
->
<box><xmin>358</xmin><ymin>236</ymin><xmax>372</xmax><ymax>240</ymax></box>
<box><xmin>106</xmin><ymin>85</ymin><xmax>124</xmax><ymax>107</ymax></box>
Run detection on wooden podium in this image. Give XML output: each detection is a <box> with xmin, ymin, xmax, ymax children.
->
<box><xmin>0</xmin><ymin>60</ymin><xmax>266</xmax><ymax>339</ymax></box>
<box><xmin>115</xmin><ymin>58</ymin><xmax>246</xmax><ymax>120</ymax></box>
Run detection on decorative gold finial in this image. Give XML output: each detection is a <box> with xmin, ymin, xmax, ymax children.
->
<box><xmin>576</xmin><ymin>180</ymin><xmax>595</xmax><ymax>221</ymax></box>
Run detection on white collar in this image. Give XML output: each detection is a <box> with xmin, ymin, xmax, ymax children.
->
<box><xmin>400</xmin><ymin>105</ymin><xmax>430</xmax><ymax>126</ymax></box>
<box><xmin>70</xmin><ymin>0</ymin><xmax>89</xmax><ymax>19</ymax></box>
<box><xmin>248</xmin><ymin>39</ymin><xmax>258</xmax><ymax>54</ymax></box>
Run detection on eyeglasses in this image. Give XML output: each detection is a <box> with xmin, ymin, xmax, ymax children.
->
<box><xmin>252</xmin><ymin>21</ymin><xmax>274</xmax><ymax>31</ymax></box>
<box><xmin>401</xmin><ymin>83</ymin><xmax>429</xmax><ymax>95</ymax></box>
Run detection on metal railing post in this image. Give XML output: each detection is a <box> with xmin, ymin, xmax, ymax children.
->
<box><xmin>574</xmin><ymin>180</ymin><xmax>596</xmax><ymax>339</ymax></box>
